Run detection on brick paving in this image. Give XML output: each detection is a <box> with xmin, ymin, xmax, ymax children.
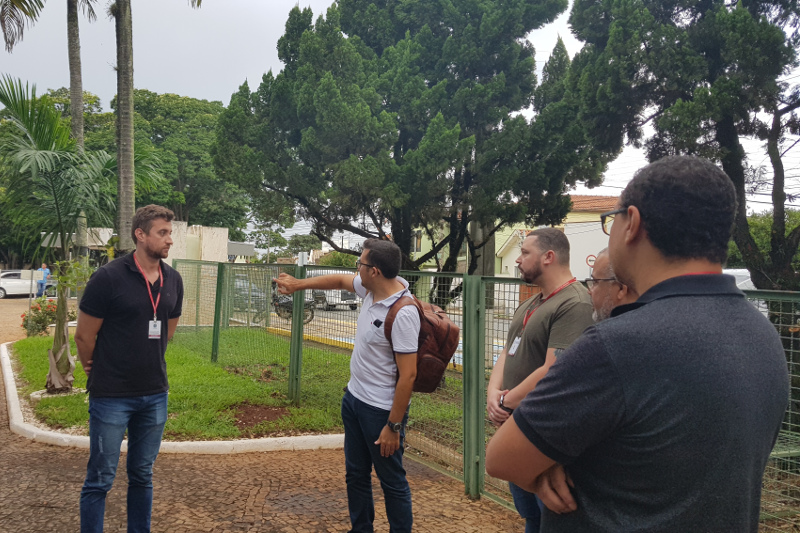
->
<box><xmin>0</xmin><ymin>309</ymin><xmax>522</xmax><ymax>532</ymax></box>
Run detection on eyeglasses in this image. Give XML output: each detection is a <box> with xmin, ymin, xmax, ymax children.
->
<box><xmin>600</xmin><ymin>208</ymin><xmax>626</xmax><ymax>236</ymax></box>
<box><xmin>356</xmin><ymin>259</ymin><xmax>375</xmax><ymax>270</ymax></box>
<box><xmin>584</xmin><ymin>277</ymin><xmax>618</xmax><ymax>289</ymax></box>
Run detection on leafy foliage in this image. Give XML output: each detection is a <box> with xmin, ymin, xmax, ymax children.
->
<box><xmin>215</xmin><ymin>2</ymin><xmax>610</xmax><ymax>274</ymax></box>
<box><xmin>317</xmin><ymin>251</ymin><xmax>357</xmax><ymax>268</ymax></box>
<box><xmin>727</xmin><ymin>210</ymin><xmax>800</xmax><ymax>271</ymax></box>
<box><xmin>21</xmin><ymin>296</ymin><xmax>78</xmax><ymax>337</ymax></box>
<box><xmin>0</xmin><ymin>76</ymin><xmax>113</xmax><ymax>390</ymax></box>
<box><xmin>91</xmin><ymin>90</ymin><xmax>251</xmax><ymax>240</ymax></box>
<box><xmin>568</xmin><ymin>0</ymin><xmax>800</xmax><ymax>288</ymax></box>
<box><xmin>283</xmin><ymin>234</ymin><xmax>322</xmax><ymax>256</ymax></box>
<box><xmin>0</xmin><ymin>0</ymin><xmax>45</xmax><ymax>51</ymax></box>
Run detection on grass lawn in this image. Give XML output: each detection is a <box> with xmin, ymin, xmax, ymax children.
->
<box><xmin>10</xmin><ymin>328</ymin><xmax>468</xmax><ymax>449</ymax></box>
<box><xmin>10</xmin><ymin>331</ymin><xmax>348</xmax><ymax>440</ymax></box>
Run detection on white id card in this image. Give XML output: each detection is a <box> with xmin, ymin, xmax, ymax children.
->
<box><xmin>148</xmin><ymin>320</ymin><xmax>162</xmax><ymax>339</ymax></box>
<box><xmin>508</xmin><ymin>336</ymin><xmax>521</xmax><ymax>357</ymax></box>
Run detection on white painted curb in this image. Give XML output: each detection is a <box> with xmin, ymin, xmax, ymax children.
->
<box><xmin>1</xmin><ymin>342</ymin><xmax>343</xmax><ymax>454</ymax></box>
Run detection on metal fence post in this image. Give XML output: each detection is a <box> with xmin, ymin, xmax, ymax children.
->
<box><xmin>288</xmin><ymin>265</ymin><xmax>307</xmax><ymax>406</ymax></box>
<box><xmin>462</xmin><ymin>273</ymin><xmax>486</xmax><ymax>499</ymax></box>
<box><xmin>195</xmin><ymin>262</ymin><xmax>202</xmax><ymax>329</ymax></box>
<box><xmin>211</xmin><ymin>262</ymin><xmax>228</xmax><ymax>363</ymax></box>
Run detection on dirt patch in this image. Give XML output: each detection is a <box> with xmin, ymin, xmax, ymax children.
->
<box><xmin>232</xmin><ymin>402</ymin><xmax>290</xmax><ymax>437</ymax></box>
<box><xmin>0</xmin><ymin>298</ymin><xmax>32</xmax><ymax>344</ymax></box>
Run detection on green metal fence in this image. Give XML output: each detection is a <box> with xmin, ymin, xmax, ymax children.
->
<box><xmin>171</xmin><ymin>259</ymin><xmax>800</xmax><ymax>526</ymax></box>
<box><xmin>742</xmin><ymin>290</ymin><xmax>800</xmax><ymax>531</ymax></box>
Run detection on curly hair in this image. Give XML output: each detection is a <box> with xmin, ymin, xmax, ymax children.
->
<box><xmin>620</xmin><ymin>156</ymin><xmax>736</xmax><ymax>264</ymax></box>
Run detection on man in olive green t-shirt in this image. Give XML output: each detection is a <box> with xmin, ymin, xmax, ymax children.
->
<box><xmin>487</xmin><ymin>227</ymin><xmax>594</xmax><ymax>533</ymax></box>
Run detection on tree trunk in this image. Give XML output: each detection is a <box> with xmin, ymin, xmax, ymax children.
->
<box><xmin>46</xmin><ymin>264</ymin><xmax>75</xmax><ymax>393</ymax></box>
<box><xmin>66</xmin><ymin>0</ymin><xmax>84</xmax><ymax>151</ymax></box>
<box><xmin>115</xmin><ymin>0</ymin><xmax>135</xmax><ymax>252</ymax></box>
<box><xmin>715</xmin><ymin>117</ymin><xmax>769</xmax><ymax>286</ymax></box>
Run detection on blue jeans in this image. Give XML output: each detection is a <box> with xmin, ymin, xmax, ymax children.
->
<box><xmin>36</xmin><ymin>282</ymin><xmax>45</xmax><ymax>297</ymax></box>
<box><xmin>341</xmin><ymin>389</ymin><xmax>412</xmax><ymax>533</ymax></box>
<box><xmin>510</xmin><ymin>482</ymin><xmax>543</xmax><ymax>533</ymax></box>
<box><xmin>80</xmin><ymin>392</ymin><xmax>168</xmax><ymax>533</ymax></box>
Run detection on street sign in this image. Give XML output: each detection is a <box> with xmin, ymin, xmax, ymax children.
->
<box><xmin>586</xmin><ymin>254</ymin><xmax>596</xmax><ymax>268</ymax></box>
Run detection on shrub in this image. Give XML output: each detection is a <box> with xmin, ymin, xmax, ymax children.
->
<box><xmin>20</xmin><ymin>297</ymin><xmax>77</xmax><ymax>337</ymax></box>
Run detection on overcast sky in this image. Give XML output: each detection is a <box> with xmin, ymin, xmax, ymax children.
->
<box><xmin>1</xmin><ymin>0</ymin><xmax>584</xmax><ymax>113</ymax></box>
<box><xmin>2</xmin><ymin>0</ymin><xmax>787</xmax><ymax>239</ymax></box>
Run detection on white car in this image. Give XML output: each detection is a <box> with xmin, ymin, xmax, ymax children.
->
<box><xmin>723</xmin><ymin>269</ymin><xmax>756</xmax><ymax>290</ymax></box>
<box><xmin>0</xmin><ymin>270</ymin><xmax>38</xmax><ymax>298</ymax></box>
<box><xmin>308</xmin><ymin>269</ymin><xmax>360</xmax><ymax>310</ymax></box>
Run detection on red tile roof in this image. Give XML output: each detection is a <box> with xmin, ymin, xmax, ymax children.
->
<box><xmin>569</xmin><ymin>195</ymin><xmax>619</xmax><ymax>212</ymax></box>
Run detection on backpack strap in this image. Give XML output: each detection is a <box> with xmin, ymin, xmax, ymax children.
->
<box><xmin>384</xmin><ymin>295</ymin><xmax>419</xmax><ymax>353</ymax></box>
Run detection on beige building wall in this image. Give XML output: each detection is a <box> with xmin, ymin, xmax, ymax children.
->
<box><xmin>169</xmin><ymin>222</ymin><xmax>228</xmax><ymax>263</ymax></box>
<box><xmin>170</xmin><ymin>221</ymin><xmax>188</xmax><ymax>261</ymax></box>
<box><xmin>193</xmin><ymin>226</ymin><xmax>228</xmax><ymax>262</ymax></box>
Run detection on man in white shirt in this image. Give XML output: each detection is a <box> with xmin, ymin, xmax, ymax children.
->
<box><xmin>274</xmin><ymin>238</ymin><xmax>420</xmax><ymax>533</ymax></box>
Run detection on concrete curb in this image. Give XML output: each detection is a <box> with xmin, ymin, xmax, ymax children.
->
<box><xmin>1</xmin><ymin>341</ymin><xmax>344</xmax><ymax>454</ymax></box>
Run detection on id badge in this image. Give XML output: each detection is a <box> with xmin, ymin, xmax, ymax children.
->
<box><xmin>148</xmin><ymin>320</ymin><xmax>162</xmax><ymax>339</ymax></box>
<box><xmin>508</xmin><ymin>336</ymin><xmax>522</xmax><ymax>357</ymax></box>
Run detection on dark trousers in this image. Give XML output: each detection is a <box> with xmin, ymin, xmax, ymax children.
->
<box><xmin>510</xmin><ymin>482</ymin><xmax>544</xmax><ymax>533</ymax></box>
<box><xmin>341</xmin><ymin>389</ymin><xmax>412</xmax><ymax>533</ymax></box>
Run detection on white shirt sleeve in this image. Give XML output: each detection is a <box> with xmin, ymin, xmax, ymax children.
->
<box><xmin>390</xmin><ymin>305</ymin><xmax>420</xmax><ymax>354</ymax></box>
<box><xmin>352</xmin><ymin>274</ymin><xmax>368</xmax><ymax>299</ymax></box>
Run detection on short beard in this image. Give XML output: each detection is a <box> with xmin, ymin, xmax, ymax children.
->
<box><xmin>593</xmin><ymin>298</ymin><xmax>615</xmax><ymax>322</ymax></box>
<box><xmin>521</xmin><ymin>264</ymin><xmax>541</xmax><ymax>285</ymax></box>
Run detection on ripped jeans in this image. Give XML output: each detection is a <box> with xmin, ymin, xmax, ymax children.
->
<box><xmin>79</xmin><ymin>392</ymin><xmax>168</xmax><ymax>533</ymax></box>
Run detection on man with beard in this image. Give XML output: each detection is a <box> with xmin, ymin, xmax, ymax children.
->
<box><xmin>76</xmin><ymin>205</ymin><xmax>184</xmax><ymax>533</ymax></box>
<box><xmin>486</xmin><ymin>227</ymin><xmax>594</xmax><ymax>532</ymax></box>
<box><xmin>585</xmin><ymin>248</ymin><xmax>637</xmax><ymax>322</ymax></box>
<box><xmin>486</xmin><ymin>156</ymin><xmax>789</xmax><ymax>532</ymax></box>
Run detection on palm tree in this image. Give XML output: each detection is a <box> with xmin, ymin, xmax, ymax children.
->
<box><xmin>2</xmin><ymin>0</ymin><xmax>97</xmax><ymax>151</ymax></box>
<box><xmin>67</xmin><ymin>0</ymin><xmax>97</xmax><ymax>151</ymax></box>
<box><xmin>112</xmin><ymin>0</ymin><xmax>135</xmax><ymax>251</ymax></box>
<box><xmin>0</xmin><ymin>0</ymin><xmax>44</xmax><ymax>51</ymax></box>
<box><xmin>0</xmin><ymin>76</ymin><xmax>114</xmax><ymax>392</ymax></box>
<box><xmin>112</xmin><ymin>0</ymin><xmax>201</xmax><ymax>252</ymax></box>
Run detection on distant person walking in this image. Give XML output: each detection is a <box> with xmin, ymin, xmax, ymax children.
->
<box><xmin>35</xmin><ymin>262</ymin><xmax>50</xmax><ymax>297</ymax></box>
<box><xmin>274</xmin><ymin>238</ymin><xmax>419</xmax><ymax>533</ymax></box>
<box><xmin>75</xmin><ymin>205</ymin><xmax>184</xmax><ymax>533</ymax></box>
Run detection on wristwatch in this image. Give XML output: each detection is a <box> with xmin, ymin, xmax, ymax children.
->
<box><xmin>499</xmin><ymin>394</ymin><xmax>514</xmax><ymax>414</ymax></box>
<box><xmin>387</xmin><ymin>420</ymin><xmax>403</xmax><ymax>433</ymax></box>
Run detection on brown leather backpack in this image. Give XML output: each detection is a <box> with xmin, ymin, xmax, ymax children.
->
<box><xmin>384</xmin><ymin>295</ymin><xmax>460</xmax><ymax>393</ymax></box>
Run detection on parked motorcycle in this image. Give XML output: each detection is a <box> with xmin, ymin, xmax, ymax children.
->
<box><xmin>271</xmin><ymin>283</ymin><xmax>314</xmax><ymax>324</ymax></box>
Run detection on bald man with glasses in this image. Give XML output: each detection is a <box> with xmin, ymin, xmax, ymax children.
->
<box><xmin>584</xmin><ymin>248</ymin><xmax>637</xmax><ymax>322</ymax></box>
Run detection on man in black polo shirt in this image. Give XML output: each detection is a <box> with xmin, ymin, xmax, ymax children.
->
<box><xmin>486</xmin><ymin>156</ymin><xmax>789</xmax><ymax>532</ymax></box>
<box><xmin>76</xmin><ymin>205</ymin><xmax>183</xmax><ymax>533</ymax></box>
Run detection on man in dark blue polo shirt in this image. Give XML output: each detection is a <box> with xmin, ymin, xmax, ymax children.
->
<box><xmin>76</xmin><ymin>205</ymin><xmax>183</xmax><ymax>533</ymax></box>
<box><xmin>486</xmin><ymin>156</ymin><xmax>789</xmax><ymax>532</ymax></box>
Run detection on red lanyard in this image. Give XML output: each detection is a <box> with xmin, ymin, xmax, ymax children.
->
<box><xmin>133</xmin><ymin>253</ymin><xmax>163</xmax><ymax>320</ymax></box>
<box><xmin>523</xmin><ymin>278</ymin><xmax>577</xmax><ymax>327</ymax></box>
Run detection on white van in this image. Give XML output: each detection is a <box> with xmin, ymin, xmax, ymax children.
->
<box><xmin>308</xmin><ymin>269</ymin><xmax>359</xmax><ymax>310</ymax></box>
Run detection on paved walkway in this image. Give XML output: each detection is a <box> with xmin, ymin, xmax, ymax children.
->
<box><xmin>0</xmin><ymin>351</ymin><xmax>522</xmax><ymax>532</ymax></box>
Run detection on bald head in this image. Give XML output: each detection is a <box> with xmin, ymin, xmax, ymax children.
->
<box><xmin>588</xmin><ymin>248</ymin><xmax>637</xmax><ymax>322</ymax></box>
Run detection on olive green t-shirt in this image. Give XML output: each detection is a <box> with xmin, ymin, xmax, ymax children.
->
<box><xmin>502</xmin><ymin>281</ymin><xmax>594</xmax><ymax>390</ymax></box>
